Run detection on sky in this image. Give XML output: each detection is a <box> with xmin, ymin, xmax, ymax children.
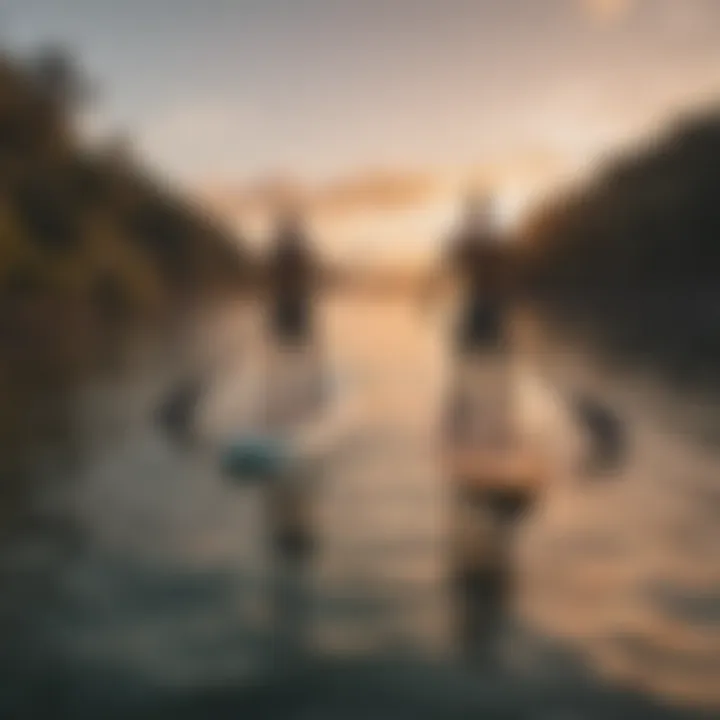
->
<box><xmin>4</xmin><ymin>0</ymin><xmax>720</xmax><ymax>261</ymax></box>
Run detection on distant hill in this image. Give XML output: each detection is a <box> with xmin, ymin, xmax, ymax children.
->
<box><xmin>519</xmin><ymin>106</ymin><xmax>720</xmax><ymax>386</ymax></box>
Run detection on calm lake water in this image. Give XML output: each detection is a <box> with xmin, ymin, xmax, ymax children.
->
<box><xmin>1</xmin><ymin>296</ymin><xmax>718</xmax><ymax>719</ymax></box>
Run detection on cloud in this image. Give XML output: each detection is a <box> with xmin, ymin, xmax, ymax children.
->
<box><xmin>198</xmin><ymin>150</ymin><xmax>570</xmax><ymax>257</ymax></box>
<box><xmin>313</xmin><ymin>171</ymin><xmax>442</xmax><ymax>217</ymax></box>
<box><xmin>579</xmin><ymin>0</ymin><xmax>636</xmax><ymax>24</ymax></box>
<box><xmin>201</xmin><ymin>170</ymin><xmax>445</xmax><ymax>221</ymax></box>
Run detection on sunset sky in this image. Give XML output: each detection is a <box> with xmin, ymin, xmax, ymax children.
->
<box><xmin>5</xmin><ymin>0</ymin><xmax>720</xmax><ymax>261</ymax></box>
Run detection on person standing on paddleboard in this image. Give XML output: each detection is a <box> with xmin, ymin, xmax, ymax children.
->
<box><xmin>444</xmin><ymin>193</ymin><xmax>514</xmax><ymax>357</ymax></box>
<box><xmin>266</xmin><ymin>208</ymin><xmax>319</xmax><ymax>348</ymax></box>
<box><xmin>264</xmin><ymin>207</ymin><xmax>328</xmax><ymax>425</ymax></box>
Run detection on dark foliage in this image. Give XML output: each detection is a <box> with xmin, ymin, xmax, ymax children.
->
<box><xmin>520</xmin><ymin>107</ymin><xmax>720</xmax><ymax>385</ymax></box>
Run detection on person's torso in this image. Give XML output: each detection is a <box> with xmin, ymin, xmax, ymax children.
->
<box><xmin>270</xmin><ymin>242</ymin><xmax>314</xmax><ymax>301</ymax></box>
<box><xmin>451</xmin><ymin>233</ymin><xmax>509</xmax><ymax>301</ymax></box>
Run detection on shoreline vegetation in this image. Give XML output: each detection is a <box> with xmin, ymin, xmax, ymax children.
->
<box><xmin>518</xmin><ymin>107</ymin><xmax>720</xmax><ymax>394</ymax></box>
<box><xmin>0</xmin><ymin>47</ymin><xmax>248</xmax><ymax>529</ymax></box>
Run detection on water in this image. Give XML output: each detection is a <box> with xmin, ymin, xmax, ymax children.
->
<box><xmin>0</xmin><ymin>296</ymin><xmax>718</xmax><ymax>719</ymax></box>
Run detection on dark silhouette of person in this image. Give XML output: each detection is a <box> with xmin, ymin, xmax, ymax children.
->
<box><xmin>444</xmin><ymin>194</ymin><xmax>514</xmax><ymax>355</ymax></box>
<box><xmin>266</xmin><ymin>209</ymin><xmax>317</xmax><ymax>347</ymax></box>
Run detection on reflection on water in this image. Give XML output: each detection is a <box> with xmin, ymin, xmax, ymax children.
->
<box><xmin>0</xmin><ymin>297</ymin><xmax>718</xmax><ymax>718</ymax></box>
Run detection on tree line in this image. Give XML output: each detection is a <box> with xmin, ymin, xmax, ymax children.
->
<box><xmin>519</xmin><ymin>105</ymin><xmax>720</xmax><ymax>387</ymax></box>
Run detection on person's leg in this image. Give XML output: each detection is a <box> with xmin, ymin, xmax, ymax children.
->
<box><xmin>449</xmin><ymin>491</ymin><xmax>513</xmax><ymax>667</ymax></box>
